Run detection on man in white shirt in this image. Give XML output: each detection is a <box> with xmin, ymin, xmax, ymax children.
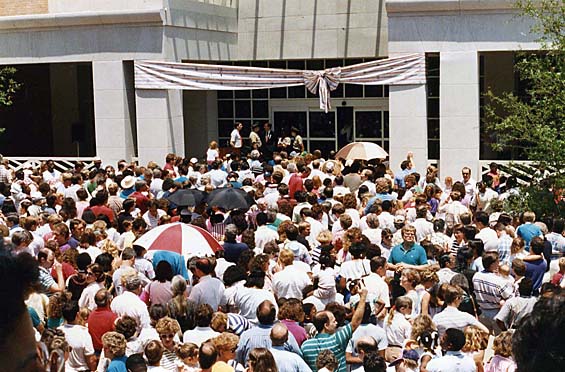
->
<box><xmin>59</xmin><ymin>301</ymin><xmax>97</xmax><ymax>372</ymax></box>
<box><xmin>494</xmin><ymin>277</ymin><xmax>537</xmax><ymax>331</ymax></box>
<box><xmin>432</xmin><ymin>285</ymin><xmax>488</xmax><ymax>337</ymax></box>
<box><xmin>412</xmin><ymin>206</ymin><xmax>434</xmax><ymax>243</ymax></box>
<box><xmin>475</xmin><ymin>211</ymin><xmax>499</xmax><ymax>252</ymax></box>
<box><xmin>111</xmin><ymin>275</ymin><xmax>151</xmax><ymax>331</ymax></box>
<box><xmin>272</xmin><ymin>249</ymin><xmax>311</xmax><ymax>300</ymax></box>
<box><xmin>188</xmin><ymin>258</ymin><xmax>226</xmax><ymax>310</ymax></box>
<box><xmin>436</xmin><ymin>255</ymin><xmax>458</xmax><ymax>285</ymax></box>
<box><xmin>254</xmin><ymin>212</ymin><xmax>279</xmax><ymax>251</ymax></box>
<box><xmin>183</xmin><ymin>304</ymin><xmax>220</xmax><ymax>346</ymax></box>
<box><xmin>426</xmin><ymin>328</ymin><xmax>476</xmax><ymax>372</ymax></box>
<box><xmin>460</xmin><ymin>167</ymin><xmax>477</xmax><ymax>200</ymax></box>
<box><xmin>230</xmin><ymin>122</ymin><xmax>243</xmax><ymax>155</ymax></box>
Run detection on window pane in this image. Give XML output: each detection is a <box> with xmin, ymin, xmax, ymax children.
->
<box><xmin>355</xmin><ymin>111</ymin><xmax>382</xmax><ymax>139</ymax></box>
<box><xmin>428</xmin><ymin>140</ymin><xmax>439</xmax><ymax>160</ymax></box>
<box><xmin>427</xmin><ymin>119</ymin><xmax>440</xmax><ymax>140</ymax></box>
<box><xmin>235</xmin><ymin>90</ymin><xmax>250</xmax><ymax>99</ymax></box>
<box><xmin>306</xmin><ymin>60</ymin><xmax>324</xmax><ymax>70</ymax></box>
<box><xmin>251</xmin><ymin>61</ymin><xmax>268</xmax><ymax>68</ymax></box>
<box><xmin>309</xmin><ymin>140</ymin><xmax>336</xmax><ymax>157</ymax></box>
<box><xmin>253</xmin><ymin>100</ymin><xmax>269</xmax><ymax>118</ymax></box>
<box><xmin>218</xmin><ymin>120</ymin><xmax>234</xmax><ymax>138</ymax></box>
<box><xmin>383</xmin><ymin>140</ymin><xmax>389</xmax><ymax>153</ymax></box>
<box><xmin>365</xmin><ymin>85</ymin><xmax>383</xmax><ymax>97</ymax></box>
<box><xmin>384</xmin><ymin>85</ymin><xmax>389</xmax><ymax>97</ymax></box>
<box><xmin>217</xmin><ymin>90</ymin><xmax>233</xmax><ymax>99</ymax></box>
<box><xmin>217</xmin><ymin>100</ymin><xmax>233</xmax><ymax>118</ymax></box>
<box><xmin>238</xmin><ymin>120</ymin><xmax>251</xmax><ymax>138</ymax></box>
<box><xmin>273</xmin><ymin>111</ymin><xmax>307</xmax><ymax>139</ymax></box>
<box><xmin>288</xmin><ymin>60</ymin><xmax>305</xmax><ymax>70</ymax></box>
<box><xmin>427</xmin><ymin>77</ymin><xmax>439</xmax><ymax>97</ymax></box>
<box><xmin>427</xmin><ymin>97</ymin><xmax>439</xmax><ymax>118</ymax></box>
<box><xmin>252</xmin><ymin>89</ymin><xmax>268</xmax><ymax>98</ymax></box>
<box><xmin>269</xmin><ymin>60</ymin><xmax>286</xmax><ymax>69</ymax></box>
<box><xmin>325</xmin><ymin>59</ymin><xmax>342</xmax><ymax>68</ymax></box>
<box><xmin>235</xmin><ymin>100</ymin><xmax>251</xmax><ymax>117</ymax></box>
<box><xmin>309</xmin><ymin>111</ymin><xmax>336</xmax><ymax>138</ymax></box>
<box><xmin>383</xmin><ymin>111</ymin><xmax>389</xmax><ymax>138</ymax></box>
<box><xmin>330</xmin><ymin>84</ymin><xmax>344</xmax><ymax>98</ymax></box>
<box><xmin>288</xmin><ymin>85</ymin><xmax>305</xmax><ymax>98</ymax></box>
<box><xmin>270</xmin><ymin>87</ymin><xmax>286</xmax><ymax>99</ymax></box>
<box><xmin>344</xmin><ymin>84</ymin><xmax>363</xmax><ymax>97</ymax></box>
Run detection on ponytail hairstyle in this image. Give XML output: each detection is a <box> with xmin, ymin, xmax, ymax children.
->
<box><xmin>387</xmin><ymin>296</ymin><xmax>413</xmax><ymax>325</ymax></box>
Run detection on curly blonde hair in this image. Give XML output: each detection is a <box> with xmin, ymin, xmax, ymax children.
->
<box><xmin>462</xmin><ymin>325</ymin><xmax>489</xmax><ymax>352</ymax></box>
<box><xmin>155</xmin><ymin>316</ymin><xmax>181</xmax><ymax>336</ymax></box>
<box><xmin>410</xmin><ymin>314</ymin><xmax>436</xmax><ymax>340</ymax></box>
<box><xmin>101</xmin><ymin>332</ymin><xmax>127</xmax><ymax>357</ymax></box>
<box><xmin>210</xmin><ymin>312</ymin><xmax>228</xmax><ymax>333</ymax></box>
<box><xmin>211</xmin><ymin>332</ymin><xmax>239</xmax><ymax>353</ymax></box>
<box><xmin>492</xmin><ymin>330</ymin><xmax>513</xmax><ymax>358</ymax></box>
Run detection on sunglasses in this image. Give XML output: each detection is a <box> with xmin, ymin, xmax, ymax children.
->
<box><xmin>160</xmin><ymin>334</ymin><xmax>175</xmax><ymax>340</ymax></box>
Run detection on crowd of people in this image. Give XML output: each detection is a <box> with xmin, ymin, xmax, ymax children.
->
<box><xmin>0</xmin><ymin>140</ymin><xmax>564</xmax><ymax>372</ymax></box>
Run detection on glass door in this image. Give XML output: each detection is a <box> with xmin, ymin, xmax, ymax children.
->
<box><xmin>354</xmin><ymin>110</ymin><xmax>390</xmax><ymax>152</ymax></box>
<box><xmin>307</xmin><ymin>110</ymin><xmax>336</xmax><ymax>155</ymax></box>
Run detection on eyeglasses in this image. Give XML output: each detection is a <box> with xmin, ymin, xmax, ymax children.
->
<box><xmin>462</xmin><ymin>172</ymin><xmax>470</xmax><ymax>176</ymax></box>
<box><xmin>160</xmin><ymin>334</ymin><xmax>175</xmax><ymax>340</ymax></box>
<box><xmin>383</xmin><ymin>235</ymin><xmax>393</xmax><ymax>239</ymax></box>
<box><xmin>403</xmin><ymin>232</ymin><xmax>415</xmax><ymax>236</ymax></box>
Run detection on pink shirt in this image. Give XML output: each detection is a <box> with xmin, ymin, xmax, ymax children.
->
<box><xmin>281</xmin><ymin>319</ymin><xmax>308</xmax><ymax>347</ymax></box>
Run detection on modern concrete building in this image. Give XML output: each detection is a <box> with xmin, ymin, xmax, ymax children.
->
<box><xmin>0</xmin><ymin>0</ymin><xmax>541</xmax><ymax>178</ymax></box>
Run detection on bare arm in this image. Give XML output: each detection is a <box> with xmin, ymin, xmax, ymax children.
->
<box><xmin>86</xmin><ymin>354</ymin><xmax>98</xmax><ymax>371</ymax></box>
<box><xmin>49</xmin><ymin>263</ymin><xmax>65</xmax><ymax>293</ymax></box>
<box><xmin>350</xmin><ymin>288</ymin><xmax>368</xmax><ymax>332</ymax></box>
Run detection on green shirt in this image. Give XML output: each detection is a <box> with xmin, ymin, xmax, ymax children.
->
<box><xmin>301</xmin><ymin>323</ymin><xmax>352</xmax><ymax>372</ymax></box>
<box><xmin>388</xmin><ymin>243</ymin><xmax>428</xmax><ymax>266</ymax></box>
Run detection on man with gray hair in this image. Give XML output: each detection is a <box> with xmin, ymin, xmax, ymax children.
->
<box><xmin>112</xmin><ymin>247</ymin><xmax>149</xmax><ymax>295</ymax></box>
<box><xmin>269</xmin><ymin>323</ymin><xmax>312</xmax><ymax>372</ymax></box>
<box><xmin>110</xmin><ymin>274</ymin><xmax>150</xmax><ymax>331</ymax></box>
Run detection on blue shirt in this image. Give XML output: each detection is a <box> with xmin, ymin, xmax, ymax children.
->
<box><xmin>222</xmin><ymin>241</ymin><xmax>250</xmax><ymax>263</ymax></box>
<box><xmin>107</xmin><ymin>356</ymin><xmax>127</xmax><ymax>372</ymax></box>
<box><xmin>153</xmin><ymin>250</ymin><xmax>189</xmax><ymax>279</ymax></box>
<box><xmin>388</xmin><ymin>243</ymin><xmax>428</xmax><ymax>266</ymax></box>
<box><xmin>364</xmin><ymin>193</ymin><xmax>397</xmax><ymax>215</ymax></box>
<box><xmin>525</xmin><ymin>258</ymin><xmax>547</xmax><ymax>295</ymax></box>
<box><xmin>517</xmin><ymin>223</ymin><xmax>542</xmax><ymax>250</ymax></box>
<box><xmin>270</xmin><ymin>346</ymin><xmax>312</xmax><ymax>372</ymax></box>
<box><xmin>236</xmin><ymin>323</ymin><xmax>301</xmax><ymax>366</ymax></box>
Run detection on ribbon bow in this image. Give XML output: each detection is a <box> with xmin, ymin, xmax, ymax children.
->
<box><xmin>303</xmin><ymin>68</ymin><xmax>341</xmax><ymax>113</ymax></box>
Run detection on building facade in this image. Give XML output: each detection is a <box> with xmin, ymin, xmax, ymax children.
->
<box><xmin>0</xmin><ymin>0</ymin><xmax>540</xmax><ymax>177</ymax></box>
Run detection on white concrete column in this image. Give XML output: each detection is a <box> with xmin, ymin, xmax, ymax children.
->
<box><xmin>93</xmin><ymin>61</ymin><xmax>136</xmax><ymax>166</ymax></box>
<box><xmin>135</xmin><ymin>89</ymin><xmax>185</xmax><ymax>166</ymax></box>
<box><xmin>439</xmin><ymin>51</ymin><xmax>480</xmax><ymax>180</ymax></box>
<box><xmin>389</xmin><ymin>84</ymin><xmax>428</xmax><ymax>176</ymax></box>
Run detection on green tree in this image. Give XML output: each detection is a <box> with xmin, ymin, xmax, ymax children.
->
<box><xmin>0</xmin><ymin>66</ymin><xmax>21</xmax><ymax>135</ymax></box>
<box><xmin>484</xmin><ymin>0</ymin><xmax>564</xmax><ymax>217</ymax></box>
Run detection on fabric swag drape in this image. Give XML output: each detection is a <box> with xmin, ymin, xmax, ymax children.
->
<box><xmin>134</xmin><ymin>53</ymin><xmax>426</xmax><ymax>112</ymax></box>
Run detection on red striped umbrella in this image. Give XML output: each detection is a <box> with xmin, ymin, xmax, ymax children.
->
<box><xmin>134</xmin><ymin>222</ymin><xmax>222</xmax><ymax>257</ymax></box>
<box><xmin>335</xmin><ymin>141</ymin><xmax>388</xmax><ymax>160</ymax></box>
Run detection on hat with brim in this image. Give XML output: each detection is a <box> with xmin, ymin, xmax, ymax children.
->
<box><xmin>389</xmin><ymin>349</ymin><xmax>419</xmax><ymax>367</ymax></box>
<box><xmin>121</xmin><ymin>175</ymin><xmax>135</xmax><ymax>189</ymax></box>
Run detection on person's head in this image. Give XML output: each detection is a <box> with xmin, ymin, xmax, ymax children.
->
<box><xmin>491</xmin><ymin>331</ymin><xmax>514</xmax><ymax>358</ymax></box>
<box><xmin>355</xmin><ymin>336</ymin><xmax>377</xmax><ymax>358</ymax></box>
<box><xmin>400</xmin><ymin>268</ymin><xmax>420</xmax><ymax>290</ymax></box>
<box><xmin>94</xmin><ymin>288</ymin><xmax>112</xmax><ymax>308</ymax></box>
<box><xmin>175</xmin><ymin>342</ymin><xmax>199</xmax><ymax>366</ymax></box>
<box><xmin>270</xmin><ymin>322</ymin><xmax>289</xmax><ymax>347</ymax></box>
<box><xmin>154</xmin><ymin>261</ymin><xmax>174</xmax><ymax>283</ymax></box>
<box><xmin>443</xmin><ymin>284</ymin><xmax>464</xmax><ymax>306</ymax></box>
<box><xmin>126</xmin><ymin>353</ymin><xmax>148</xmax><ymax>372</ymax></box>
<box><xmin>195</xmin><ymin>304</ymin><xmax>214</xmax><ymax>327</ymax></box>
<box><xmin>462</xmin><ymin>325</ymin><xmax>489</xmax><ymax>353</ymax></box>
<box><xmin>209</xmin><ymin>332</ymin><xmax>238</xmax><ymax>363</ymax></box>
<box><xmin>530</xmin><ymin>236</ymin><xmax>545</xmax><ymax>255</ymax></box>
<box><xmin>313</xmin><ymin>311</ymin><xmax>338</xmax><ymax>334</ymax></box>
<box><xmin>518</xmin><ymin>277</ymin><xmax>534</xmax><ymax>297</ymax></box>
<box><xmin>155</xmin><ymin>317</ymin><xmax>181</xmax><ymax>349</ymax></box>
<box><xmin>278</xmin><ymin>298</ymin><xmax>305</xmax><ymax>322</ymax></box>
<box><xmin>441</xmin><ymin>328</ymin><xmax>467</xmax><ymax>352</ymax></box>
<box><xmin>370</xmin><ymin>256</ymin><xmax>387</xmax><ymax>276</ymax></box>
<box><xmin>523</xmin><ymin>211</ymin><xmax>536</xmax><ymax>223</ymax></box>
<box><xmin>198</xmin><ymin>342</ymin><xmax>218</xmax><ymax>370</ymax></box>
<box><xmin>256</xmin><ymin>300</ymin><xmax>277</xmax><ymax>325</ymax></box>
<box><xmin>115</xmin><ymin>316</ymin><xmax>138</xmax><ymax>340</ymax></box>
<box><xmin>401</xmin><ymin>225</ymin><xmax>416</xmax><ymax>244</ymax></box>
<box><xmin>461</xmin><ymin>167</ymin><xmax>471</xmax><ymax>183</ymax></box>
<box><xmin>482</xmin><ymin>251</ymin><xmax>500</xmax><ymax>273</ymax></box>
<box><xmin>248</xmin><ymin>348</ymin><xmax>277</xmax><ymax>372</ymax></box>
<box><xmin>144</xmin><ymin>340</ymin><xmax>164</xmax><ymax>366</ymax></box>
<box><xmin>102</xmin><ymin>331</ymin><xmax>127</xmax><ymax>359</ymax></box>
<box><xmin>513</xmin><ymin>294</ymin><xmax>565</xmax><ymax>370</ymax></box>
<box><xmin>316</xmin><ymin>349</ymin><xmax>338</xmax><ymax>372</ymax></box>
<box><xmin>362</xmin><ymin>351</ymin><xmax>387</xmax><ymax>372</ymax></box>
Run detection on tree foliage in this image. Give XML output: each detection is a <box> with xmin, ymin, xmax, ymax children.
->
<box><xmin>0</xmin><ymin>66</ymin><xmax>20</xmax><ymax>107</ymax></box>
<box><xmin>484</xmin><ymin>0</ymin><xmax>564</xmax><ymax>217</ymax></box>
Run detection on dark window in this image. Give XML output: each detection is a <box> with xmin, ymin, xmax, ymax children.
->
<box><xmin>252</xmin><ymin>100</ymin><xmax>269</xmax><ymax>118</ymax></box>
<box><xmin>309</xmin><ymin>111</ymin><xmax>336</xmax><ymax>138</ymax></box>
<box><xmin>235</xmin><ymin>100</ymin><xmax>251</xmax><ymax>118</ymax></box>
<box><xmin>217</xmin><ymin>101</ymin><xmax>233</xmax><ymax>118</ymax></box>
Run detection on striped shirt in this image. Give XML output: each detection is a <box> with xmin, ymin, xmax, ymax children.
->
<box><xmin>227</xmin><ymin>313</ymin><xmax>251</xmax><ymax>336</ymax></box>
<box><xmin>38</xmin><ymin>266</ymin><xmax>56</xmax><ymax>295</ymax></box>
<box><xmin>161</xmin><ymin>348</ymin><xmax>180</xmax><ymax>371</ymax></box>
<box><xmin>472</xmin><ymin>271</ymin><xmax>514</xmax><ymax>311</ymax></box>
<box><xmin>497</xmin><ymin>234</ymin><xmax>513</xmax><ymax>265</ymax></box>
<box><xmin>301</xmin><ymin>324</ymin><xmax>352</xmax><ymax>372</ymax></box>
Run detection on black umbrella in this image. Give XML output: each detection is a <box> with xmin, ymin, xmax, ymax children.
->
<box><xmin>166</xmin><ymin>189</ymin><xmax>206</xmax><ymax>207</ymax></box>
<box><xmin>206</xmin><ymin>187</ymin><xmax>255</xmax><ymax>210</ymax></box>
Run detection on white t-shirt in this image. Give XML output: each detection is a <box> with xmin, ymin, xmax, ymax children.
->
<box><xmin>230</xmin><ymin>129</ymin><xmax>242</xmax><ymax>148</ymax></box>
<box><xmin>207</xmin><ymin>148</ymin><xmax>219</xmax><ymax>162</ymax></box>
<box><xmin>58</xmin><ymin>324</ymin><xmax>95</xmax><ymax>371</ymax></box>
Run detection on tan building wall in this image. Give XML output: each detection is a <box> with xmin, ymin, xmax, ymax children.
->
<box><xmin>0</xmin><ymin>0</ymin><xmax>48</xmax><ymax>16</ymax></box>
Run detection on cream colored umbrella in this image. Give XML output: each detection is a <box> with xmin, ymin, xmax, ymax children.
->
<box><xmin>335</xmin><ymin>142</ymin><xmax>388</xmax><ymax>160</ymax></box>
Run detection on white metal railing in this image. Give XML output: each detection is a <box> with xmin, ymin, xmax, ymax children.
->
<box><xmin>6</xmin><ymin>157</ymin><xmax>99</xmax><ymax>173</ymax></box>
<box><xmin>479</xmin><ymin>160</ymin><xmax>556</xmax><ymax>185</ymax></box>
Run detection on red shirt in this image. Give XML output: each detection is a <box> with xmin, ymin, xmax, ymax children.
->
<box><xmin>89</xmin><ymin>205</ymin><xmax>115</xmax><ymax>224</ymax></box>
<box><xmin>88</xmin><ymin>307</ymin><xmax>117</xmax><ymax>351</ymax></box>
<box><xmin>130</xmin><ymin>191</ymin><xmax>150</xmax><ymax>215</ymax></box>
<box><xmin>51</xmin><ymin>262</ymin><xmax>76</xmax><ymax>282</ymax></box>
<box><xmin>288</xmin><ymin>173</ymin><xmax>304</xmax><ymax>199</ymax></box>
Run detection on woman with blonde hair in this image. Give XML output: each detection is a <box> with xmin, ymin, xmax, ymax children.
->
<box><xmin>400</xmin><ymin>268</ymin><xmax>423</xmax><ymax>318</ymax></box>
<box><xmin>206</xmin><ymin>141</ymin><xmax>219</xmax><ymax>166</ymax></box>
<box><xmin>167</xmin><ymin>275</ymin><xmax>196</xmax><ymax>333</ymax></box>
<box><xmin>484</xmin><ymin>330</ymin><xmax>516</xmax><ymax>372</ymax></box>
<box><xmin>384</xmin><ymin>296</ymin><xmax>413</xmax><ymax>362</ymax></box>
<box><xmin>155</xmin><ymin>317</ymin><xmax>182</xmax><ymax>371</ymax></box>
<box><xmin>211</xmin><ymin>332</ymin><xmax>244</xmax><ymax>371</ymax></box>
<box><xmin>509</xmin><ymin>237</ymin><xmax>527</xmax><ymax>262</ymax></box>
<box><xmin>462</xmin><ymin>325</ymin><xmax>489</xmax><ymax>372</ymax></box>
<box><xmin>247</xmin><ymin>348</ymin><xmax>278</xmax><ymax>372</ymax></box>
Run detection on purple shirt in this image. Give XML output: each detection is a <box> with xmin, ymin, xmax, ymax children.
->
<box><xmin>281</xmin><ymin>319</ymin><xmax>308</xmax><ymax>347</ymax></box>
